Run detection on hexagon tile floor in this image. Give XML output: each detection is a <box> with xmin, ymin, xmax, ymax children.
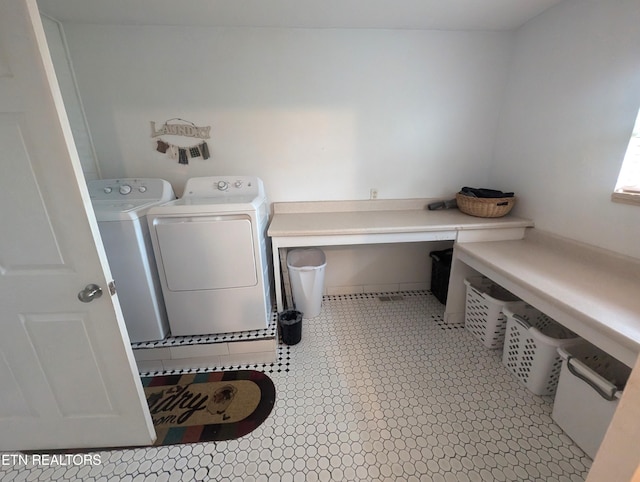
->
<box><xmin>0</xmin><ymin>291</ymin><xmax>593</xmax><ymax>482</ymax></box>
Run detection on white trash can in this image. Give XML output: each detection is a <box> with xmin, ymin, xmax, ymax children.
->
<box><xmin>287</xmin><ymin>248</ymin><xmax>326</xmax><ymax>318</ymax></box>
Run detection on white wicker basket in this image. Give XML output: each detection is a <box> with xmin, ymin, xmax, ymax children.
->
<box><xmin>464</xmin><ymin>277</ymin><xmax>520</xmax><ymax>349</ymax></box>
<box><xmin>502</xmin><ymin>303</ymin><xmax>579</xmax><ymax>396</ymax></box>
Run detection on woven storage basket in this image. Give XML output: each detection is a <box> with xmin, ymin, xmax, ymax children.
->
<box><xmin>456</xmin><ymin>193</ymin><xmax>516</xmax><ymax>218</ymax></box>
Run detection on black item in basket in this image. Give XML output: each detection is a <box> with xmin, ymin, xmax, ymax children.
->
<box><xmin>429</xmin><ymin>248</ymin><xmax>454</xmax><ymax>305</ymax></box>
<box><xmin>460</xmin><ymin>187</ymin><xmax>514</xmax><ymax>198</ymax></box>
<box><xmin>278</xmin><ymin>310</ymin><xmax>303</xmax><ymax>345</ymax></box>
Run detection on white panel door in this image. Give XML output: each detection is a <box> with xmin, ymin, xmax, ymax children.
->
<box><xmin>0</xmin><ymin>0</ymin><xmax>155</xmax><ymax>449</ymax></box>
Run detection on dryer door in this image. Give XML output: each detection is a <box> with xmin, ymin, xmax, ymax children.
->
<box><xmin>155</xmin><ymin>215</ymin><xmax>258</xmax><ymax>291</ymax></box>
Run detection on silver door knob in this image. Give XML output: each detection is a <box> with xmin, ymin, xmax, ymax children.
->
<box><xmin>78</xmin><ymin>284</ymin><xmax>103</xmax><ymax>303</ymax></box>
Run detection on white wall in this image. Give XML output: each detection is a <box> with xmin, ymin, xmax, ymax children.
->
<box><xmin>57</xmin><ymin>1</ymin><xmax>640</xmax><ymax>284</ymax></box>
<box><xmin>62</xmin><ymin>25</ymin><xmax>511</xmax><ymax>200</ymax></box>
<box><xmin>491</xmin><ymin>0</ymin><xmax>640</xmax><ymax>259</ymax></box>
<box><xmin>58</xmin><ymin>25</ymin><xmax>512</xmax><ymax>291</ymax></box>
<box><xmin>322</xmin><ymin>241</ymin><xmax>453</xmax><ymax>295</ymax></box>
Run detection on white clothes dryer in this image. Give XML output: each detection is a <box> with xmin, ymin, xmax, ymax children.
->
<box><xmin>146</xmin><ymin>176</ymin><xmax>271</xmax><ymax>336</ymax></box>
<box><xmin>88</xmin><ymin>178</ymin><xmax>175</xmax><ymax>342</ymax></box>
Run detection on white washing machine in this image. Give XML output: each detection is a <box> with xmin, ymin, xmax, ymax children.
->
<box><xmin>146</xmin><ymin>176</ymin><xmax>271</xmax><ymax>336</ymax></box>
<box><xmin>88</xmin><ymin>178</ymin><xmax>175</xmax><ymax>342</ymax></box>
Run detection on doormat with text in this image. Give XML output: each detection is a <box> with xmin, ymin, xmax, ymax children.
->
<box><xmin>142</xmin><ymin>370</ymin><xmax>275</xmax><ymax>445</ymax></box>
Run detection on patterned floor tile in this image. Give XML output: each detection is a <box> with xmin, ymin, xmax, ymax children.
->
<box><xmin>0</xmin><ymin>291</ymin><xmax>592</xmax><ymax>481</ymax></box>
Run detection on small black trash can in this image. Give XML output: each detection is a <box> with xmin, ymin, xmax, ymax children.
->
<box><xmin>429</xmin><ymin>248</ymin><xmax>454</xmax><ymax>305</ymax></box>
<box><xmin>278</xmin><ymin>310</ymin><xmax>303</xmax><ymax>345</ymax></box>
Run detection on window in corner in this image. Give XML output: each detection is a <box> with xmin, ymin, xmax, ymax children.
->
<box><xmin>613</xmin><ymin>108</ymin><xmax>640</xmax><ymax>204</ymax></box>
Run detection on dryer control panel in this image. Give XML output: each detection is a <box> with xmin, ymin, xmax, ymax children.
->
<box><xmin>182</xmin><ymin>176</ymin><xmax>264</xmax><ymax>200</ymax></box>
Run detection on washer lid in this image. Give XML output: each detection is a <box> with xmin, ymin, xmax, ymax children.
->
<box><xmin>92</xmin><ymin>199</ymin><xmax>160</xmax><ymax>221</ymax></box>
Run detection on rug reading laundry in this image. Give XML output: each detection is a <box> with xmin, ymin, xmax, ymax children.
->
<box><xmin>142</xmin><ymin>370</ymin><xmax>275</xmax><ymax>445</ymax></box>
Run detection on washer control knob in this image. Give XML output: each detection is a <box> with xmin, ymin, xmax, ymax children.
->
<box><xmin>103</xmin><ymin>187</ymin><xmax>113</xmax><ymax>194</ymax></box>
<box><xmin>119</xmin><ymin>184</ymin><xmax>132</xmax><ymax>195</ymax></box>
<box><xmin>217</xmin><ymin>181</ymin><xmax>229</xmax><ymax>191</ymax></box>
<box><xmin>234</xmin><ymin>180</ymin><xmax>243</xmax><ymax>188</ymax></box>
<box><xmin>138</xmin><ymin>186</ymin><xmax>147</xmax><ymax>193</ymax></box>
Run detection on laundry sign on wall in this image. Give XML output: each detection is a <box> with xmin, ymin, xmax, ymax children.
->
<box><xmin>151</xmin><ymin>118</ymin><xmax>211</xmax><ymax>165</ymax></box>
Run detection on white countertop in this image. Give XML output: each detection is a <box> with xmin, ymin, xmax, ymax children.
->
<box><xmin>456</xmin><ymin>232</ymin><xmax>640</xmax><ymax>365</ymax></box>
<box><xmin>268</xmin><ymin>199</ymin><xmax>533</xmax><ymax>237</ymax></box>
<box><xmin>267</xmin><ymin>198</ymin><xmax>533</xmax><ymax>313</ymax></box>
